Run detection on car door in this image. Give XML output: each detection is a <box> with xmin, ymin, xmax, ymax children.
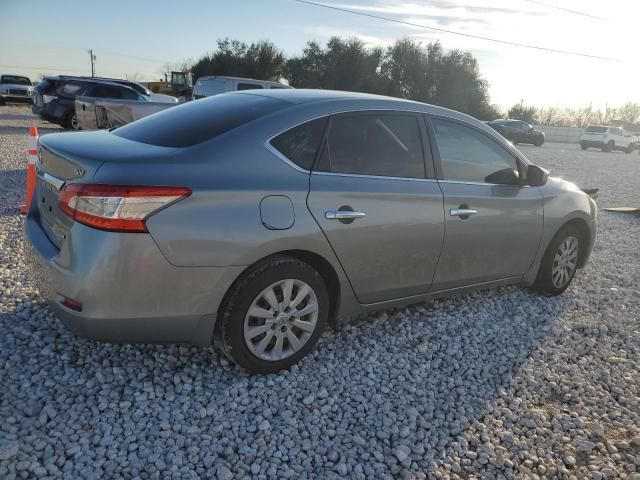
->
<box><xmin>427</xmin><ymin>115</ymin><xmax>543</xmax><ymax>290</ymax></box>
<box><xmin>306</xmin><ymin>111</ymin><xmax>445</xmax><ymax>304</ymax></box>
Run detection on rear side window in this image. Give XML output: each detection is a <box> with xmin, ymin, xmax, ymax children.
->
<box><xmin>237</xmin><ymin>83</ymin><xmax>264</xmax><ymax>91</ymax></box>
<box><xmin>56</xmin><ymin>82</ymin><xmax>86</xmax><ymax>97</ymax></box>
<box><xmin>586</xmin><ymin>126</ymin><xmax>607</xmax><ymax>133</ymax></box>
<box><xmin>270</xmin><ymin>117</ymin><xmax>328</xmax><ymax>170</ymax></box>
<box><xmin>432</xmin><ymin>118</ymin><xmax>517</xmax><ymax>184</ymax></box>
<box><xmin>114</xmin><ymin>93</ymin><xmax>286</xmax><ymax>147</ymax></box>
<box><xmin>195</xmin><ymin>79</ymin><xmax>226</xmax><ymax>97</ymax></box>
<box><xmin>316</xmin><ymin>112</ymin><xmax>425</xmax><ymax>179</ymax></box>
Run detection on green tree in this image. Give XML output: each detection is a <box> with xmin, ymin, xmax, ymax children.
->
<box><xmin>508</xmin><ymin>100</ymin><xmax>537</xmax><ymax>124</ymax></box>
<box><xmin>191</xmin><ymin>38</ymin><xmax>286</xmax><ymax>82</ymax></box>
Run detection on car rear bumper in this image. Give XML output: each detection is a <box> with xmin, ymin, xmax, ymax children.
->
<box><xmin>24</xmin><ymin>209</ymin><xmax>244</xmax><ymax>346</ymax></box>
<box><xmin>580</xmin><ymin>140</ymin><xmax>606</xmax><ymax>148</ymax></box>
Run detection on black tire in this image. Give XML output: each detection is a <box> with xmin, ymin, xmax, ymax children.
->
<box><xmin>534</xmin><ymin>139</ymin><xmax>543</xmax><ymax>147</ymax></box>
<box><xmin>580</xmin><ymin>143</ymin><xmax>588</xmax><ymax>150</ymax></box>
<box><xmin>64</xmin><ymin>111</ymin><xmax>80</xmax><ymax>130</ymax></box>
<box><xmin>534</xmin><ymin>225</ymin><xmax>581</xmax><ymax>295</ymax></box>
<box><xmin>217</xmin><ymin>255</ymin><xmax>329</xmax><ymax>374</ymax></box>
<box><xmin>602</xmin><ymin>141</ymin><xmax>613</xmax><ymax>152</ymax></box>
<box><xmin>625</xmin><ymin>145</ymin><xmax>633</xmax><ymax>154</ymax></box>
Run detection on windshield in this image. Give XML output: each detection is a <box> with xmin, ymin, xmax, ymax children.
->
<box><xmin>1</xmin><ymin>75</ymin><xmax>31</xmax><ymax>86</ymax></box>
<box><xmin>113</xmin><ymin>92</ymin><xmax>287</xmax><ymax>147</ymax></box>
<box><xmin>586</xmin><ymin>126</ymin><xmax>607</xmax><ymax>133</ymax></box>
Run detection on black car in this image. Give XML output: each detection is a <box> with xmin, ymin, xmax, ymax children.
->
<box><xmin>32</xmin><ymin>76</ymin><xmax>145</xmax><ymax>130</ymax></box>
<box><xmin>488</xmin><ymin>119</ymin><xmax>545</xmax><ymax>146</ymax></box>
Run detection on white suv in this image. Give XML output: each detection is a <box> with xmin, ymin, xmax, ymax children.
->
<box><xmin>580</xmin><ymin>125</ymin><xmax>635</xmax><ymax>153</ymax></box>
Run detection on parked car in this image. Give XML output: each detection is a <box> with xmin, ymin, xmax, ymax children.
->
<box><xmin>580</xmin><ymin>125</ymin><xmax>635</xmax><ymax>153</ymax></box>
<box><xmin>191</xmin><ymin>76</ymin><xmax>292</xmax><ymax>100</ymax></box>
<box><xmin>32</xmin><ymin>76</ymin><xmax>146</xmax><ymax>130</ymax></box>
<box><xmin>487</xmin><ymin>119</ymin><xmax>545</xmax><ymax>146</ymax></box>
<box><xmin>0</xmin><ymin>74</ymin><xmax>33</xmax><ymax>105</ymax></box>
<box><xmin>83</xmin><ymin>77</ymin><xmax>178</xmax><ymax>103</ymax></box>
<box><xmin>25</xmin><ymin>89</ymin><xmax>597</xmax><ymax>373</ymax></box>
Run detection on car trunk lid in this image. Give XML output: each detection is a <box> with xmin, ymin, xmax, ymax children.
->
<box><xmin>35</xmin><ymin>130</ymin><xmax>176</xmax><ymax>248</ymax></box>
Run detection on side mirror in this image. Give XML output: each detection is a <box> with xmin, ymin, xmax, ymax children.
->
<box><xmin>527</xmin><ymin>164</ymin><xmax>549</xmax><ymax>187</ymax></box>
<box><xmin>485</xmin><ymin>168</ymin><xmax>520</xmax><ymax>185</ymax></box>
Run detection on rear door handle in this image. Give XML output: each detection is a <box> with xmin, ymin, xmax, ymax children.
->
<box><xmin>449</xmin><ymin>208</ymin><xmax>478</xmax><ymax>217</ymax></box>
<box><xmin>325</xmin><ymin>210</ymin><xmax>366</xmax><ymax>220</ymax></box>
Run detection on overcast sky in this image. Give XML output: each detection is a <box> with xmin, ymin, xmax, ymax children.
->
<box><xmin>1</xmin><ymin>0</ymin><xmax>637</xmax><ymax>109</ymax></box>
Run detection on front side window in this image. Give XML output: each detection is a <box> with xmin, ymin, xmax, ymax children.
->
<box><xmin>56</xmin><ymin>82</ymin><xmax>85</xmax><ymax>97</ymax></box>
<box><xmin>270</xmin><ymin>117</ymin><xmax>328</xmax><ymax>170</ymax></box>
<box><xmin>432</xmin><ymin>118</ymin><xmax>518</xmax><ymax>184</ymax></box>
<box><xmin>119</xmin><ymin>88</ymin><xmax>139</xmax><ymax>100</ymax></box>
<box><xmin>316</xmin><ymin>112</ymin><xmax>425</xmax><ymax>179</ymax></box>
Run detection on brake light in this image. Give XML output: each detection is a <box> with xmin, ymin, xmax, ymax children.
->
<box><xmin>59</xmin><ymin>184</ymin><xmax>191</xmax><ymax>232</ymax></box>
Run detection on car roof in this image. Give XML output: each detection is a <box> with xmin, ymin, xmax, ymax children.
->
<box><xmin>229</xmin><ymin>88</ymin><xmax>494</xmax><ymax>128</ymax></box>
<box><xmin>196</xmin><ymin>76</ymin><xmax>291</xmax><ymax>87</ymax></box>
<box><xmin>42</xmin><ymin>76</ymin><xmax>140</xmax><ymax>93</ymax></box>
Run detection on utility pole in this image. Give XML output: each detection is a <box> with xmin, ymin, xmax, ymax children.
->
<box><xmin>88</xmin><ymin>49</ymin><xmax>96</xmax><ymax>77</ymax></box>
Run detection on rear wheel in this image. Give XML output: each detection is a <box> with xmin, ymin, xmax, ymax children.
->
<box><xmin>602</xmin><ymin>141</ymin><xmax>614</xmax><ymax>152</ymax></box>
<box><xmin>580</xmin><ymin>143</ymin><xmax>588</xmax><ymax>150</ymax></box>
<box><xmin>65</xmin><ymin>111</ymin><xmax>80</xmax><ymax>130</ymax></box>
<box><xmin>534</xmin><ymin>139</ymin><xmax>543</xmax><ymax>147</ymax></box>
<box><xmin>535</xmin><ymin>225</ymin><xmax>581</xmax><ymax>295</ymax></box>
<box><xmin>625</xmin><ymin>145</ymin><xmax>633</xmax><ymax>154</ymax></box>
<box><xmin>217</xmin><ymin>255</ymin><xmax>329</xmax><ymax>373</ymax></box>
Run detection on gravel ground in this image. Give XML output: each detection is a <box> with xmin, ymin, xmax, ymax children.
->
<box><xmin>1</xmin><ymin>105</ymin><xmax>639</xmax><ymax>479</ymax></box>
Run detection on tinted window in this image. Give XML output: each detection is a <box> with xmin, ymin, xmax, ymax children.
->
<box><xmin>56</xmin><ymin>82</ymin><xmax>86</xmax><ymax>97</ymax></box>
<box><xmin>586</xmin><ymin>126</ymin><xmax>607</xmax><ymax>133</ymax></box>
<box><xmin>92</xmin><ymin>85</ymin><xmax>122</xmax><ymax>98</ymax></box>
<box><xmin>432</xmin><ymin>118</ymin><xmax>517</xmax><ymax>184</ymax></box>
<box><xmin>270</xmin><ymin>117</ymin><xmax>328</xmax><ymax>170</ymax></box>
<box><xmin>119</xmin><ymin>88</ymin><xmax>140</xmax><ymax>100</ymax></box>
<box><xmin>317</xmin><ymin>113</ymin><xmax>425</xmax><ymax>179</ymax></box>
<box><xmin>237</xmin><ymin>83</ymin><xmax>264</xmax><ymax>91</ymax></box>
<box><xmin>114</xmin><ymin>93</ymin><xmax>286</xmax><ymax>147</ymax></box>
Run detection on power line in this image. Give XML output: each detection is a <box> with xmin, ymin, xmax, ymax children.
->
<box><xmin>293</xmin><ymin>0</ymin><xmax>621</xmax><ymax>62</ymax></box>
<box><xmin>523</xmin><ymin>0</ymin><xmax>611</xmax><ymax>22</ymax></box>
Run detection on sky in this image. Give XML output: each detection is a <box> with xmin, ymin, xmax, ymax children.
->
<box><xmin>1</xmin><ymin>0</ymin><xmax>638</xmax><ymax>110</ymax></box>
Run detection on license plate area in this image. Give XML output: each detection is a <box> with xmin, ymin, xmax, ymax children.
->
<box><xmin>37</xmin><ymin>177</ymin><xmax>68</xmax><ymax>249</ymax></box>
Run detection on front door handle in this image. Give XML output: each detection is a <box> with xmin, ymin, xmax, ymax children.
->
<box><xmin>325</xmin><ymin>210</ymin><xmax>366</xmax><ymax>220</ymax></box>
<box><xmin>449</xmin><ymin>208</ymin><xmax>478</xmax><ymax>218</ymax></box>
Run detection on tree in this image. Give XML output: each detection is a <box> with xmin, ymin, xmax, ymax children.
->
<box><xmin>191</xmin><ymin>39</ymin><xmax>285</xmax><ymax>82</ymax></box>
<box><xmin>593</xmin><ymin>105</ymin><xmax>616</xmax><ymax>126</ymax></box>
<box><xmin>536</xmin><ymin>106</ymin><xmax>565</xmax><ymax>126</ymax></box>
<box><xmin>615</xmin><ymin>102</ymin><xmax>640</xmax><ymax>124</ymax></box>
<box><xmin>567</xmin><ymin>104</ymin><xmax>594</xmax><ymax>128</ymax></box>
<box><xmin>507</xmin><ymin>100</ymin><xmax>537</xmax><ymax>124</ymax></box>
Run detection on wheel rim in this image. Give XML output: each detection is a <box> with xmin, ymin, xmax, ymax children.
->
<box><xmin>551</xmin><ymin>236</ymin><xmax>579</xmax><ymax>288</ymax></box>
<box><xmin>71</xmin><ymin>114</ymin><xmax>79</xmax><ymax>130</ymax></box>
<box><xmin>243</xmin><ymin>279</ymin><xmax>319</xmax><ymax>361</ymax></box>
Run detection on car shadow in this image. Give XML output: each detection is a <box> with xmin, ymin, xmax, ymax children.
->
<box><xmin>0</xmin><ymin>281</ymin><xmax>570</xmax><ymax>477</ymax></box>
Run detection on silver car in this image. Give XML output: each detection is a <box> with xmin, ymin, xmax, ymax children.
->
<box><xmin>25</xmin><ymin>89</ymin><xmax>597</xmax><ymax>373</ymax></box>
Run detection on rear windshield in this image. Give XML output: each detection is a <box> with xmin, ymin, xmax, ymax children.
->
<box><xmin>113</xmin><ymin>93</ymin><xmax>286</xmax><ymax>147</ymax></box>
<box><xmin>586</xmin><ymin>126</ymin><xmax>607</xmax><ymax>133</ymax></box>
<box><xmin>1</xmin><ymin>75</ymin><xmax>31</xmax><ymax>86</ymax></box>
<box><xmin>194</xmin><ymin>79</ymin><xmax>226</xmax><ymax>97</ymax></box>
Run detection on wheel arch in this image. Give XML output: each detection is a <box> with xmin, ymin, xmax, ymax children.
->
<box><xmin>560</xmin><ymin>217</ymin><xmax>592</xmax><ymax>268</ymax></box>
<box><xmin>216</xmin><ymin>249</ymin><xmax>342</xmax><ymax>331</ymax></box>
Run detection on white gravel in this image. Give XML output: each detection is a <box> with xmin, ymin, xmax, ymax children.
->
<box><xmin>1</xmin><ymin>106</ymin><xmax>639</xmax><ymax>479</ymax></box>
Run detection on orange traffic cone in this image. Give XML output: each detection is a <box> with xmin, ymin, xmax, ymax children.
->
<box><xmin>19</xmin><ymin>126</ymin><xmax>39</xmax><ymax>214</ymax></box>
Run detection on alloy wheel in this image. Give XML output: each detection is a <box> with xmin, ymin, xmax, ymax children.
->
<box><xmin>243</xmin><ymin>279</ymin><xmax>319</xmax><ymax>361</ymax></box>
<box><xmin>551</xmin><ymin>236</ymin><xmax>579</xmax><ymax>288</ymax></box>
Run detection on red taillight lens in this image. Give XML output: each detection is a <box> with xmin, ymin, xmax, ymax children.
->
<box><xmin>59</xmin><ymin>184</ymin><xmax>191</xmax><ymax>233</ymax></box>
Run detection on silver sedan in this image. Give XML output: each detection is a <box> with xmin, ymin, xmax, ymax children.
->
<box><xmin>24</xmin><ymin>89</ymin><xmax>597</xmax><ymax>373</ymax></box>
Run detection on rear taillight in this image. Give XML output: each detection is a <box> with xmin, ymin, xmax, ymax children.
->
<box><xmin>59</xmin><ymin>184</ymin><xmax>191</xmax><ymax>233</ymax></box>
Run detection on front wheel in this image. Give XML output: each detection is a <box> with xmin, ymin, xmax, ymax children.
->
<box><xmin>580</xmin><ymin>143</ymin><xmax>588</xmax><ymax>150</ymax></box>
<box><xmin>534</xmin><ymin>139</ymin><xmax>544</xmax><ymax>147</ymax></box>
<box><xmin>535</xmin><ymin>226</ymin><xmax>581</xmax><ymax>295</ymax></box>
<box><xmin>625</xmin><ymin>145</ymin><xmax>633</xmax><ymax>154</ymax></box>
<box><xmin>217</xmin><ymin>255</ymin><xmax>329</xmax><ymax>373</ymax></box>
<box><xmin>602</xmin><ymin>141</ymin><xmax>614</xmax><ymax>152</ymax></box>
